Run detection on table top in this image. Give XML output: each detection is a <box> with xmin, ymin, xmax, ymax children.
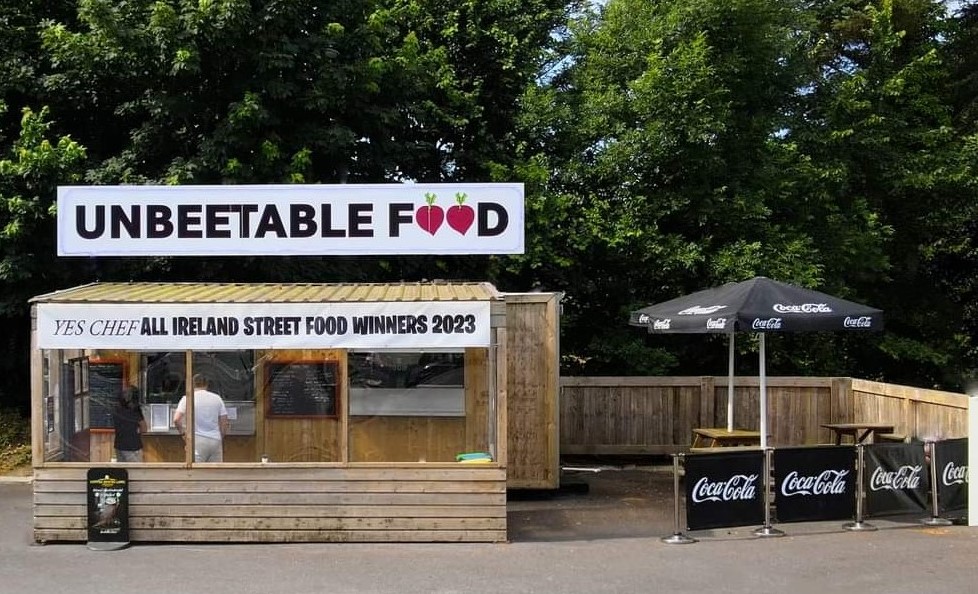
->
<box><xmin>821</xmin><ymin>422</ymin><xmax>895</xmax><ymax>431</ymax></box>
<box><xmin>692</xmin><ymin>428</ymin><xmax>761</xmax><ymax>439</ymax></box>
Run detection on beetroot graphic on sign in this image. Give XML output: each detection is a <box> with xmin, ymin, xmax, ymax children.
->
<box><xmin>416</xmin><ymin>192</ymin><xmax>444</xmax><ymax>235</ymax></box>
<box><xmin>447</xmin><ymin>192</ymin><xmax>475</xmax><ymax>234</ymax></box>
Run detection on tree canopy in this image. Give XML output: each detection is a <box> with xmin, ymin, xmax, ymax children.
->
<box><xmin>2</xmin><ymin>0</ymin><xmax>976</xmax><ymax>409</ymax></box>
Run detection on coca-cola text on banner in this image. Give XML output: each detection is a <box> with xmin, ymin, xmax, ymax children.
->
<box><xmin>684</xmin><ymin>450</ymin><xmax>765</xmax><ymax>531</ymax></box>
<box><xmin>773</xmin><ymin>446</ymin><xmax>856</xmax><ymax>523</ymax></box>
<box><xmin>864</xmin><ymin>442</ymin><xmax>929</xmax><ymax>516</ymax></box>
<box><xmin>933</xmin><ymin>438</ymin><xmax>968</xmax><ymax>515</ymax></box>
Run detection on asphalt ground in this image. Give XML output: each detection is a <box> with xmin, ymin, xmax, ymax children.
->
<box><xmin>3</xmin><ymin>467</ymin><xmax>978</xmax><ymax>594</ymax></box>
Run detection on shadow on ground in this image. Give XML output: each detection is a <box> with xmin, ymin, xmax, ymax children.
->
<box><xmin>506</xmin><ymin>456</ymin><xmax>962</xmax><ymax>543</ymax></box>
<box><xmin>507</xmin><ymin>462</ymin><xmax>677</xmax><ymax>542</ymax></box>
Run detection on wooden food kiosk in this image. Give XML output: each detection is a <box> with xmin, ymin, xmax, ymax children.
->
<box><xmin>30</xmin><ymin>281</ymin><xmax>509</xmax><ymax>543</ymax></box>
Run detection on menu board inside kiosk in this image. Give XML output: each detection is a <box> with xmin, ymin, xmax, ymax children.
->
<box><xmin>266</xmin><ymin>361</ymin><xmax>338</xmax><ymax>417</ymax></box>
<box><xmin>88</xmin><ymin>360</ymin><xmax>125</xmax><ymax>429</ymax></box>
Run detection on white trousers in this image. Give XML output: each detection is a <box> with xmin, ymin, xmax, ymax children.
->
<box><xmin>194</xmin><ymin>435</ymin><xmax>224</xmax><ymax>462</ymax></box>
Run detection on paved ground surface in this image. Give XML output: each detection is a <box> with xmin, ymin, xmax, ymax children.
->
<box><xmin>3</xmin><ymin>465</ymin><xmax>978</xmax><ymax>594</ymax></box>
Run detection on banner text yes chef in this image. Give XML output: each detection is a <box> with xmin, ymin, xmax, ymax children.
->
<box><xmin>58</xmin><ymin>183</ymin><xmax>524</xmax><ymax>256</ymax></box>
<box><xmin>37</xmin><ymin>302</ymin><xmax>491</xmax><ymax>350</ymax></box>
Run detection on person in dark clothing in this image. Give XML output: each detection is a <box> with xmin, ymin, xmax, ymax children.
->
<box><xmin>112</xmin><ymin>386</ymin><xmax>147</xmax><ymax>462</ymax></box>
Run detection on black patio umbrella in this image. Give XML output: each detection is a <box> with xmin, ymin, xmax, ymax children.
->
<box><xmin>629</xmin><ymin>276</ymin><xmax>883</xmax><ymax>445</ymax></box>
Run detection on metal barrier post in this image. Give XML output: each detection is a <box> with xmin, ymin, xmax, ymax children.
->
<box><xmin>753</xmin><ymin>447</ymin><xmax>785</xmax><ymax>537</ymax></box>
<box><xmin>661</xmin><ymin>453</ymin><xmax>696</xmax><ymax>544</ymax></box>
<box><xmin>921</xmin><ymin>440</ymin><xmax>952</xmax><ymax>526</ymax></box>
<box><xmin>844</xmin><ymin>444</ymin><xmax>877</xmax><ymax>531</ymax></box>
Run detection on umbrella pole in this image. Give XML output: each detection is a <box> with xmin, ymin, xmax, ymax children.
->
<box><xmin>727</xmin><ymin>334</ymin><xmax>735</xmax><ymax>432</ymax></box>
<box><xmin>759</xmin><ymin>333</ymin><xmax>767</xmax><ymax>447</ymax></box>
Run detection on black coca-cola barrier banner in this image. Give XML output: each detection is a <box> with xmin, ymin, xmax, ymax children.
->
<box><xmin>684</xmin><ymin>450</ymin><xmax>765</xmax><ymax>531</ymax></box>
<box><xmin>87</xmin><ymin>468</ymin><xmax>129</xmax><ymax>548</ymax></box>
<box><xmin>864</xmin><ymin>443</ymin><xmax>928</xmax><ymax>516</ymax></box>
<box><xmin>773</xmin><ymin>446</ymin><xmax>856</xmax><ymax>523</ymax></box>
<box><xmin>934</xmin><ymin>438</ymin><xmax>968</xmax><ymax>515</ymax></box>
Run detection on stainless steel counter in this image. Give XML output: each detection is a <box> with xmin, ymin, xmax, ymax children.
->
<box><xmin>142</xmin><ymin>400</ymin><xmax>255</xmax><ymax>436</ymax></box>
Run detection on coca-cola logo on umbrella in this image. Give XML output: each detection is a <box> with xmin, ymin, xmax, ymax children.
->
<box><xmin>773</xmin><ymin>303</ymin><xmax>833</xmax><ymax>314</ymax></box>
<box><xmin>843</xmin><ymin>316</ymin><xmax>874</xmax><ymax>328</ymax></box>
<box><xmin>751</xmin><ymin>317</ymin><xmax>782</xmax><ymax>330</ymax></box>
<box><xmin>678</xmin><ymin>305</ymin><xmax>727</xmax><ymax>315</ymax></box>
<box><xmin>706</xmin><ymin>318</ymin><xmax>727</xmax><ymax>330</ymax></box>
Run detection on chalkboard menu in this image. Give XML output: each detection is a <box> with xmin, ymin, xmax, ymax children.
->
<box><xmin>266</xmin><ymin>362</ymin><xmax>338</xmax><ymax>417</ymax></box>
<box><xmin>89</xmin><ymin>361</ymin><xmax>125</xmax><ymax>429</ymax></box>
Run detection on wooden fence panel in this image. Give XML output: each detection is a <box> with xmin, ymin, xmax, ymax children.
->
<box><xmin>851</xmin><ymin>379</ymin><xmax>968</xmax><ymax>441</ymax></box>
<box><xmin>559</xmin><ymin>377</ymin><xmax>966</xmax><ymax>455</ymax></box>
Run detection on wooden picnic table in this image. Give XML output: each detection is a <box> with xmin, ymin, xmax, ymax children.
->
<box><xmin>691</xmin><ymin>428</ymin><xmax>762</xmax><ymax>449</ymax></box>
<box><xmin>821</xmin><ymin>422</ymin><xmax>895</xmax><ymax>445</ymax></box>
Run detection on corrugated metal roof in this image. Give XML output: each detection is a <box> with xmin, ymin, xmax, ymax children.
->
<box><xmin>30</xmin><ymin>281</ymin><xmax>501</xmax><ymax>304</ymax></box>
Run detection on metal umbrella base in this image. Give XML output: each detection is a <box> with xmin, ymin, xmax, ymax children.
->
<box><xmin>843</xmin><ymin>520</ymin><xmax>877</xmax><ymax>532</ymax></box>
<box><xmin>661</xmin><ymin>533</ymin><xmax>697</xmax><ymax>545</ymax></box>
<box><xmin>753</xmin><ymin>525</ymin><xmax>785</xmax><ymax>538</ymax></box>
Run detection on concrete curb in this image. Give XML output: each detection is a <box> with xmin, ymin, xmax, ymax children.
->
<box><xmin>0</xmin><ymin>475</ymin><xmax>32</xmax><ymax>484</ymax></box>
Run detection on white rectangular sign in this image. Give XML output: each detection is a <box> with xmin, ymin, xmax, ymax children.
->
<box><xmin>57</xmin><ymin>183</ymin><xmax>524</xmax><ymax>256</ymax></box>
<box><xmin>36</xmin><ymin>302</ymin><xmax>491</xmax><ymax>350</ymax></box>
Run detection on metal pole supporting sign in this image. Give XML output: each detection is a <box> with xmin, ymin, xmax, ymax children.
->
<box><xmin>662</xmin><ymin>454</ymin><xmax>696</xmax><ymax>544</ymax></box>
<box><xmin>753</xmin><ymin>447</ymin><xmax>785</xmax><ymax>537</ymax></box>
<box><xmin>970</xmin><ymin>389</ymin><xmax>978</xmax><ymax>527</ymax></box>
<box><xmin>844</xmin><ymin>444</ymin><xmax>877</xmax><ymax>532</ymax></box>
<box><xmin>921</xmin><ymin>440</ymin><xmax>953</xmax><ymax>526</ymax></box>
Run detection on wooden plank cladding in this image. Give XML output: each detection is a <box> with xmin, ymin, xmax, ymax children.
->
<box><xmin>504</xmin><ymin>293</ymin><xmax>560</xmax><ymax>490</ymax></box>
<box><xmin>560</xmin><ymin>376</ymin><xmax>968</xmax><ymax>455</ymax></box>
<box><xmin>33</xmin><ymin>466</ymin><xmax>507</xmax><ymax>544</ymax></box>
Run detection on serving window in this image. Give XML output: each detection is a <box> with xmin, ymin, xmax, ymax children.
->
<box><xmin>140</xmin><ymin>350</ymin><xmax>258</xmax><ymax>440</ymax></box>
<box><xmin>348</xmin><ymin>351</ymin><xmax>465</xmax><ymax>416</ymax></box>
<box><xmin>143</xmin><ymin>351</ymin><xmax>256</xmax><ymax>404</ymax></box>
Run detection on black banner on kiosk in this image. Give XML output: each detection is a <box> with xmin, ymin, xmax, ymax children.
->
<box><xmin>933</xmin><ymin>438</ymin><xmax>968</xmax><ymax>515</ymax></box>
<box><xmin>86</xmin><ymin>468</ymin><xmax>130</xmax><ymax>550</ymax></box>
<box><xmin>864</xmin><ymin>443</ymin><xmax>928</xmax><ymax>516</ymax></box>
<box><xmin>773</xmin><ymin>446</ymin><xmax>856</xmax><ymax>523</ymax></box>
<box><xmin>684</xmin><ymin>450</ymin><xmax>764</xmax><ymax>531</ymax></box>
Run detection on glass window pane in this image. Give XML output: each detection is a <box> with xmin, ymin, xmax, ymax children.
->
<box><xmin>348</xmin><ymin>350</ymin><xmax>492</xmax><ymax>463</ymax></box>
<box><xmin>41</xmin><ymin>350</ymin><xmax>91</xmax><ymax>462</ymax></box>
<box><xmin>259</xmin><ymin>353</ymin><xmax>342</xmax><ymax>462</ymax></box>
<box><xmin>142</xmin><ymin>351</ymin><xmax>257</xmax><ymax>463</ymax></box>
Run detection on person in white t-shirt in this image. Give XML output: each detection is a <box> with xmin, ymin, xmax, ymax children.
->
<box><xmin>173</xmin><ymin>374</ymin><xmax>229</xmax><ymax>462</ymax></box>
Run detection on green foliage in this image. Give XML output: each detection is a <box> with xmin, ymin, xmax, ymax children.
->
<box><xmin>785</xmin><ymin>0</ymin><xmax>977</xmax><ymax>388</ymax></box>
<box><xmin>514</xmin><ymin>0</ymin><xmax>890</xmax><ymax>375</ymax></box>
<box><xmin>0</xmin><ymin>407</ymin><xmax>30</xmax><ymax>474</ymax></box>
<box><xmin>0</xmin><ymin>105</ymin><xmax>86</xmax><ymax>313</ymax></box>
<box><xmin>0</xmin><ymin>0</ymin><xmax>976</xmax><ymax>397</ymax></box>
<box><xmin>0</xmin><ymin>407</ymin><xmax>29</xmax><ymax>450</ymax></box>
